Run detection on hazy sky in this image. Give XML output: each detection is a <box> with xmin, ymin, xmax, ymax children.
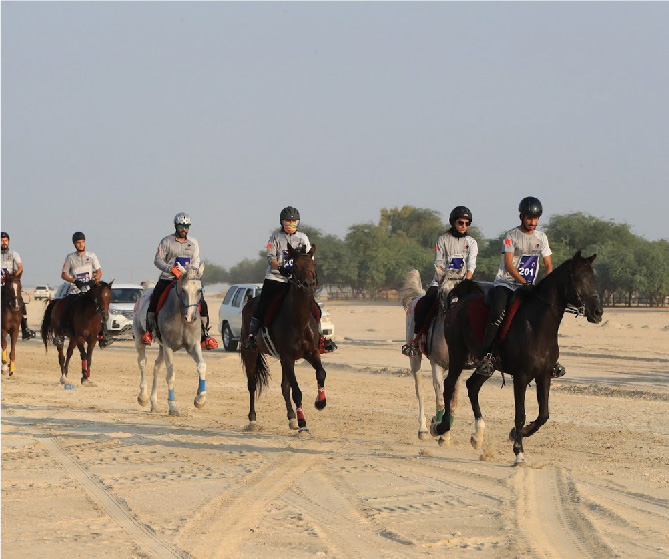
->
<box><xmin>2</xmin><ymin>1</ymin><xmax>668</xmax><ymax>287</ymax></box>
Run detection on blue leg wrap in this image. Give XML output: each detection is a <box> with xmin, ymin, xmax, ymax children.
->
<box><xmin>198</xmin><ymin>379</ymin><xmax>206</xmax><ymax>393</ymax></box>
<box><xmin>168</xmin><ymin>389</ymin><xmax>175</xmax><ymax>401</ymax></box>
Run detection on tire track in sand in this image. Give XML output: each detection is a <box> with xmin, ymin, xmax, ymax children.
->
<box><xmin>38</xmin><ymin>435</ymin><xmax>188</xmax><ymax>559</ymax></box>
<box><xmin>513</xmin><ymin>467</ymin><xmax>614</xmax><ymax>559</ymax></box>
<box><xmin>178</xmin><ymin>447</ymin><xmax>323</xmax><ymax>559</ymax></box>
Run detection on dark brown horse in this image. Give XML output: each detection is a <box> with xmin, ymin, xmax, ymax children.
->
<box><xmin>431</xmin><ymin>251</ymin><xmax>603</xmax><ymax>464</ymax></box>
<box><xmin>1</xmin><ymin>272</ymin><xmax>24</xmax><ymax>377</ymax></box>
<box><xmin>41</xmin><ymin>280</ymin><xmax>113</xmax><ymax>384</ymax></box>
<box><xmin>240</xmin><ymin>244</ymin><xmax>326</xmax><ymax>432</ymax></box>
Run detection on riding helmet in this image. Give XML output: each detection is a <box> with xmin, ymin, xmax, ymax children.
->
<box><xmin>72</xmin><ymin>231</ymin><xmax>86</xmax><ymax>243</ymax></box>
<box><xmin>449</xmin><ymin>206</ymin><xmax>473</xmax><ymax>226</ymax></box>
<box><xmin>174</xmin><ymin>212</ymin><xmax>192</xmax><ymax>226</ymax></box>
<box><xmin>518</xmin><ymin>197</ymin><xmax>543</xmax><ymax>218</ymax></box>
<box><xmin>280</xmin><ymin>206</ymin><xmax>300</xmax><ymax>223</ymax></box>
<box><xmin>1</xmin><ymin>232</ymin><xmax>8</xmax><ymax>239</ymax></box>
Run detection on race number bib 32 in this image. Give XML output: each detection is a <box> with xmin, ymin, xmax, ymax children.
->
<box><xmin>517</xmin><ymin>255</ymin><xmax>539</xmax><ymax>283</ymax></box>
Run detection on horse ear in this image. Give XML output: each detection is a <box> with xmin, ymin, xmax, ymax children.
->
<box><xmin>109</xmin><ymin>279</ymin><xmax>114</xmax><ymax>288</ymax></box>
<box><xmin>586</xmin><ymin>253</ymin><xmax>597</xmax><ymax>263</ymax></box>
<box><xmin>308</xmin><ymin>244</ymin><xmax>316</xmax><ymax>257</ymax></box>
<box><xmin>198</xmin><ymin>262</ymin><xmax>205</xmax><ymax>277</ymax></box>
<box><xmin>286</xmin><ymin>244</ymin><xmax>297</xmax><ymax>257</ymax></box>
<box><xmin>573</xmin><ymin>250</ymin><xmax>583</xmax><ymax>261</ymax></box>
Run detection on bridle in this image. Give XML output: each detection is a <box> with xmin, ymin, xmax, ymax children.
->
<box><xmin>537</xmin><ymin>261</ymin><xmax>598</xmax><ymax>317</ymax></box>
<box><xmin>289</xmin><ymin>260</ymin><xmax>318</xmax><ymax>293</ymax></box>
<box><xmin>89</xmin><ymin>282</ymin><xmax>111</xmax><ymax>322</ymax></box>
<box><xmin>176</xmin><ymin>276</ymin><xmax>202</xmax><ymax>312</ymax></box>
<box><xmin>2</xmin><ymin>277</ymin><xmax>21</xmax><ymax>311</ymax></box>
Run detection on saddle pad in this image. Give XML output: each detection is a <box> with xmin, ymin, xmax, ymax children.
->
<box><xmin>156</xmin><ymin>282</ymin><xmax>176</xmax><ymax>314</ymax></box>
<box><xmin>466</xmin><ymin>295</ymin><xmax>522</xmax><ymax>344</ymax></box>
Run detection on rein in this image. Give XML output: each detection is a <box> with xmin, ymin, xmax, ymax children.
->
<box><xmin>176</xmin><ymin>277</ymin><xmax>201</xmax><ymax>310</ymax></box>
<box><xmin>534</xmin><ymin>262</ymin><xmax>590</xmax><ymax>317</ymax></box>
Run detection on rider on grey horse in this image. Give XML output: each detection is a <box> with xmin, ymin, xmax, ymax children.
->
<box><xmin>141</xmin><ymin>213</ymin><xmax>218</xmax><ymax>350</ymax></box>
<box><xmin>1</xmin><ymin>231</ymin><xmax>35</xmax><ymax>340</ymax></box>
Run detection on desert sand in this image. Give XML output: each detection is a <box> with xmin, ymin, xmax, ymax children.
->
<box><xmin>2</xmin><ymin>294</ymin><xmax>668</xmax><ymax>559</ymax></box>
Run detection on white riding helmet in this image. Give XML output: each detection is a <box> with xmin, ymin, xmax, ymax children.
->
<box><xmin>174</xmin><ymin>212</ymin><xmax>191</xmax><ymax>227</ymax></box>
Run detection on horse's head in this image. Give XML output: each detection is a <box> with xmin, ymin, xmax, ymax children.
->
<box><xmin>568</xmin><ymin>251</ymin><xmax>603</xmax><ymax>324</ymax></box>
<box><xmin>176</xmin><ymin>262</ymin><xmax>204</xmax><ymax>323</ymax></box>
<box><xmin>2</xmin><ymin>272</ymin><xmax>22</xmax><ymax>312</ymax></box>
<box><xmin>287</xmin><ymin>244</ymin><xmax>318</xmax><ymax>294</ymax></box>
<box><xmin>89</xmin><ymin>280</ymin><xmax>113</xmax><ymax>321</ymax></box>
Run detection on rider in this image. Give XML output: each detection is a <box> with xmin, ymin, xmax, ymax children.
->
<box><xmin>243</xmin><ymin>205</ymin><xmax>311</xmax><ymax>350</ymax></box>
<box><xmin>403</xmin><ymin>206</ymin><xmax>478</xmax><ymax>356</ymax></box>
<box><xmin>475</xmin><ymin>196</ymin><xmax>565</xmax><ymax>378</ymax></box>
<box><xmin>141</xmin><ymin>213</ymin><xmax>218</xmax><ymax>350</ymax></box>
<box><xmin>1</xmin><ymin>232</ymin><xmax>36</xmax><ymax>340</ymax></box>
<box><xmin>61</xmin><ymin>231</ymin><xmax>109</xmax><ymax>347</ymax></box>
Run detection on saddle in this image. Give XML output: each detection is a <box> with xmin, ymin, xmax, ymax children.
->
<box><xmin>263</xmin><ymin>290</ymin><xmax>321</xmax><ymax>328</ymax></box>
<box><xmin>466</xmin><ymin>293</ymin><xmax>524</xmax><ymax>345</ymax></box>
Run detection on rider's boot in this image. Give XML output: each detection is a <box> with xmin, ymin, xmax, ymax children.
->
<box><xmin>141</xmin><ymin>312</ymin><xmax>155</xmax><ymax>345</ymax></box>
<box><xmin>200</xmin><ymin>317</ymin><xmax>218</xmax><ymax>350</ymax></box>
<box><xmin>21</xmin><ymin>316</ymin><xmax>36</xmax><ymax>340</ymax></box>
<box><xmin>243</xmin><ymin>317</ymin><xmax>261</xmax><ymax>350</ymax></box>
<box><xmin>98</xmin><ymin>321</ymin><xmax>111</xmax><ymax>348</ymax></box>
<box><xmin>475</xmin><ymin>321</ymin><xmax>500</xmax><ymax>377</ymax></box>
<box><xmin>551</xmin><ymin>362</ymin><xmax>566</xmax><ymax>378</ymax></box>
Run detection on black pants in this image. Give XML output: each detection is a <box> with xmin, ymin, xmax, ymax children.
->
<box><xmin>252</xmin><ymin>279</ymin><xmax>289</xmax><ymax>323</ymax></box>
<box><xmin>482</xmin><ymin>285</ymin><xmax>513</xmax><ymax>352</ymax></box>
<box><xmin>148</xmin><ymin>278</ymin><xmax>208</xmax><ymax>318</ymax></box>
<box><xmin>414</xmin><ymin>286</ymin><xmax>438</xmax><ymax>334</ymax></box>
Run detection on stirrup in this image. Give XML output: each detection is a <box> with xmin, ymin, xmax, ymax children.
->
<box><xmin>243</xmin><ymin>334</ymin><xmax>257</xmax><ymax>350</ymax></box>
<box><xmin>201</xmin><ymin>336</ymin><xmax>218</xmax><ymax>350</ymax></box>
<box><xmin>474</xmin><ymin>354</ymin><xmax>495</xmax><ymax>377</ymax></box>
<box><xmin>401</xmin><ymin>341</ymin><xmax>420</xmax><ymax>357</ymax></box>
<box><xmin>141</xmin><ymin>331</ymin><xmax>153</xmax><ymax>345</ymax></box>
<box><xmin>22</xmin><ymin>329</ymin><xmax>36</xmax><ymax>340</ymax></box>
<box><xmin>551</xmin><ymin>362</ymin><xmax>566</xmax><ymax>378</ymax></box>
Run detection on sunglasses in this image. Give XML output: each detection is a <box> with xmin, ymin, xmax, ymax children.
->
<box><xmin>176</xmin><ymin>224</ymin><xmax>190</xmax><ymax>230</ymax></box>
<box><xmin>456</xmin><ymin>220</ymin><xmax>470</xmax><ymax>226</ymax></box>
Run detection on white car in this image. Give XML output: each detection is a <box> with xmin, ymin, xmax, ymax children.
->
<box><xmin>218</xmin><ymin>283</ymin><xmax>335</xmax><ymax>352</ymax></box>
<box><xmin>34</xmin><ymin>285</ymin><xmax>52</xmax><ymax>300</ymax></box>
<box><xmin>218</xmin><ymin>284</ymin><xmax>263</xmax><ymax>351</ymax></box>
<box><xmin>53</xmin><ymin>281</ymin><xmax>144</xmax><ymax>338</ymax></box>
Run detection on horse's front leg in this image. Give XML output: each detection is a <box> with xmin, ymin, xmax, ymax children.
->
<box><xmin>303</xmin><ymin>350</ymin><xmax>327</xmax><ymax>411</ymax></box>
<box><xmin>431</xmin><ymin>360</ymin><xmax>449</xmax><ymax>442</ymax></box>
<box><xmin>280</xmin><ymin>362</ymin><xmax>297</xmax><ymax>430</ymax></box>
<box><xmin>283</xmin><ymin>359</ymin><xmax>306</xmax><ymax>432</ymax></box>
<box><xmin>78</xmin><ymin>341</ymin><xmax>92</xmax><ymax>383</ymax></box>
<box><xmin>519</xmin><ymin>373</ymin><xmax>550</xmax><ymax>439</ymax></box>
<box><xmin>62</xmin><ymin>338</ymin><xmax>76</xmax><ymax>384</ymax></box>
<box><xmin>466</xmin><ymin>369</ymin><xmax>491</xmax><ymax>450</ymax></box>
<box><xmin>163</xmin><ymin>347</ymin><xmax>179</xmax><ymax>416</ymax></box>
<box><xmin>8</xmin><ymin>330</ymin><xmax>19</xmax><ymax>376</ymax></box>
<box><xmin>1</xmin><ymin>332</ymin><xmax>8</xmax><ymax>374</ymax></box>
<box><xmin>189</xmin><ymin>344</ymin><xmax>207</xmax><ymax>409</ymax></box>
<box><xmin>150</xmin><ymin>345</ymin><xmax>165</xmax><ymax>413</ymax></box>
<box><xmin>510</xmin><ymin>377</ymin><xmax>529</xmax><ymax>465</ymax></box>
<box><xmin>136</xmin><ymin>337</ymin><xmax>150</xmax><ymax>406</ymax></box>
<box><xmin>409</xmin><ymin>353</ymin><xmax>429</xmax><ymax>440</ymax></box>
<box><xmin>431</xmin><ymin>366</ymin><xmax>463</xmax><ymax>445</ymax></box>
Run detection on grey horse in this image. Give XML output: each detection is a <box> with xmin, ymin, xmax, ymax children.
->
<box><xmin>399</xmin><ymin>269</ymin><xmax>461</xmax><ymax>444</ymax></box>
<box><xmin>134</xmin><ymin>262</ymin><xmax>206</xmax><ymax>416</ymax></box>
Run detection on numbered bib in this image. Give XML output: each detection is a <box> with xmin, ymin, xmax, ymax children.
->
<box><xmin>174</xmin><ymin>256</ymin><xmax>191</xmax><ymax>268</ymax></box>
<box><xmin>448</xmin><ymin>256</ymin><xmax>465</xmax><ymax>271</ymax></box>
<box><xmin>281</xmin><ymin>249</ymin><xmax>294</xmax><ymax>271</ymax></box>
<box><xmin>517</xmin><ymin>255</ymin><xmax>539</xmax><ymax>283</ymax></box>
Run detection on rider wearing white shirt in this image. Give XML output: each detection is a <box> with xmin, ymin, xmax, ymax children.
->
<box><xmin>141</xmin><ymin>213</ymin><xmax>218</xmax><ymax>350</ymax></box>
<box><xmin>60</xmin><ymin>231</ymin><xmax>108</xmax><ymax>346</ymax></box>
<box><xmin>476</xmin><ymin>197</ymin><xmax>565</xmax><ymax>378</ymax></box>
<box><xmin>1</xmin><ymin>231</ymin><xmax>35</xmax><ymax>339</ymax></box>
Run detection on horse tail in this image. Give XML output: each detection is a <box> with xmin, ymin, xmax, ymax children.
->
<box><xmin>41</xmin><ymin>300</ymin><xmax>56</xmax><ymax>350</ymax></box>
<box><xmin>399</xmin><ymin>269</ymin><xmax>425</xmax><ymax>310</ymax></box>
<box><xmin>253</xmin><ymin>352</ymin><xmax>270</xmax><ymax>396</ymax></box>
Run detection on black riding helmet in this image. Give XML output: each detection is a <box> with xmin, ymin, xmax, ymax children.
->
<box><xmin>449</xmin><ymin>206</ymin><xmax>473</xmax><ymax>226</ymax></box>
<box><xmin>1</xmin><ymin>232</ymin><xmax>9</xmax><ymax>239</ymax></box>
<box><xmin>518</xmin><ymin>197</ymin><xmax>543</xmax><ymax>218</ymax></box>
<box><xmin>280</xmin><ymin>206</ymin><xmax>300</xmax><ymax>223</ymax></box>
<box><xmin>72</xmin><ymin>231</ymin><xmax>86</xmax><ymax>243</ymax></box>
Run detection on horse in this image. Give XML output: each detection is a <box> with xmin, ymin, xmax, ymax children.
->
<box><xmin>240</xmin><ymin>244</ymin><xmax>326</xmax><ymax>433</ymax></box>
<box><xmin>1</xmin><ymin>272</ymin><xmax>24</xmax><ymax>377</ymax></box>
<box><xmin>41</xmin><ymin>280</ymin><xmax>113</xmax><ymax>384</ymax></box>
<box><xmin>430</xmin><ymin>251</ymin><xmax>603</xmax><ymax>464</ymax></box>
<box><xmin>134</xmin><ymin>262</ymin><xmax>206</xmax><ymax>416</ymax></box>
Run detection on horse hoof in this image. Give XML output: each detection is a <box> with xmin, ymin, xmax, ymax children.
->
<box><xmin>470</xmin><ymin>435</ymin><xmax>483</xmax><ymax>450</ymax></box>
<box><xmin>168</xmin><ymin>409</ymin><xmax>180</xmax><ymax>417</ymax></box>
<box><xmin>137</xmin><ymin>395</ymin><xmax>149</xmax><ymax>407</ymax></box>
<box><xmin>289</xmin><ymin>418</ymin><xmax>299</xmax><ymax>430</ymax></box>
<box><xmin>513</xmin><ymin>453</ymin><xmax>526</xmax><ymax>466</ymax></box>
<box><xmin>245</xmin><ymin>421</ymin><xmax>262</xmax><ymax>431</ymax></box>
<box><xmin>314</xmin><ymin>398</ymin><xmax>327</xmax><ymax>410</ymax></box>
<box><xmin>438</xmin><ymin>436</ymin><xmax>447</xmax><ymax>447</ymax></box>
<box><xmin>194</xmin><ymin>394</ymin><xmax>206</xmax><ymax>409</ymax></box>
<box><xmin>418</xmin><ymin>430</ymin><xmax>430</xmax><ymax>441</ymax></box>
<box><xmin>298</xmin><ymin>427</ymin><xmax>310</xmax><ymax>434</ymax></box>
<box><xmin>429</xmin><ymin>422</ymin><xmax>440</xmax><ymax>438</ymax></box>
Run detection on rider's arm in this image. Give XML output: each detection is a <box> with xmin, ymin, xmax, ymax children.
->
<box><xmin>92</xmin><ymin>254</ymin><xmax>102</xmax><ymax>281</ymax></box>
<box><xmin>465</xmin><ymin>237</ymin><xmax>478</xmax><ymax>280</ymax></box>
<box><xmin>154</xmin><ymin>238</ymin><xmax>174</xmax><ymax>274</ymax></box>
<box><xmin>503</xmin><ymin>252</ymin><xmax>528</xmax><ymax>284</ymax></box>
<box><xmin>267</xmin><ymin>233</ymin><xmax>280</xmax><ymax>271</ymax></box>
<box><xmin>61</xmin><ymin>256</ymin><xmax>75</xmax><ymax>283</ymax></box>
<box><xmin>543</xmin><ymin>255</ymin><xmax>553</xmax><ymax>277</ymax></box>
<box><xmin>15</xmin><ymin>261</ymin><xmax>24</xmax><ymax>278</ymax></box>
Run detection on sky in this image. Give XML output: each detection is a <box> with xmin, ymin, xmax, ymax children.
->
<box><xmin>2</xmin><ymin>1</ymin><xmax>668</xmax><ymax>287</ymax></box>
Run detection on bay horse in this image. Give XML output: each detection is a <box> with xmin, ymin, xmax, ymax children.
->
<box><xmin>431</xmin><ymin>251</ymin><xmax>603</xmax><ymax>464</ymax></box>
<box><xmin>240</xmin><ymin>244</ymin><xmax>326</xmax><ymax>432</ymax></box>
<box><xmin>41</xmin><ymin>280</ymin><xmax>113</xmax><ymax>384</ymax></box>
<box><xmin>133</xmin><ymin>262</ymin><xmax>206</xmax><ymax>416</ymax></box>
<box><xmin>1</xmin><ymin>272</ymin><xmax>24</xmax><ymax>377</ymax></box>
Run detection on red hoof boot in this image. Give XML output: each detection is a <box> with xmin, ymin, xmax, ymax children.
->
<box><xmin>201</xmin><ymin>337</ymin><xmax>218</xmax><ymax>350</ymax></box>
<box><xmin>141</xmin><ymin>331</ymin><xmax>153</xmax><ymax>345</ymax></box>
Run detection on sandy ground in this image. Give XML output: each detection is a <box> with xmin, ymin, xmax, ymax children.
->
<box><xmin>2</xmin><ymin>294</ymin><xmax>668</xmax><ymax>559</ymax></box>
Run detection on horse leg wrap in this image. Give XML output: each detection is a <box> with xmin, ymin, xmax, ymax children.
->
<box><xmin>82</xmin><ymin>359</ymin><xmax>88</xmax><ymax>371</ymax></box>
<box><xmin>168</xmin><ymin>389</ymin><xmax>175</xmax><ymax>402</ymax></box>
<box><xmin>317</xmin><ymin>386</ymin><xmax>326</xmax><ymax>402</ymax></box>
<box><xmin>10</xmin><ymin>361</ymin><xmax>15</xmax><ymax>374</ymax></box>
<box><xmin>198</xmin><ymin>379</ymin><xmax>206</xmax><ymax>394</ymax></box>
<box><xmin>1</xmin><ymin>348</ymin><xmax>6</xmax><ymax>364</ymax></box>
<box><xmin>296</xmin><ymin>406</ymin><xmax>305</xmax><ymax>421</ymax></box>
<box><xmin>86</xmin><ymin>368</ymin><xmax>91</xmax><ymax>378</ymax></box>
